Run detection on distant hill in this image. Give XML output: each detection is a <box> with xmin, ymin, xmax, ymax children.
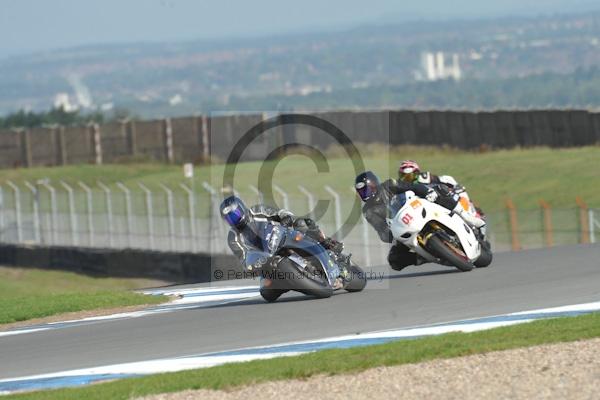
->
<box><xmin>1</xmin><ymin>11</ymin><xmax>600</xmax><ymax>116</ymax></box>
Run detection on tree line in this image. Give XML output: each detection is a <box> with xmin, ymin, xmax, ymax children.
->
<box><xmin>0</xmin><ymin>107</ymin><xmax>134</xmax><ymax>129</ymax></box>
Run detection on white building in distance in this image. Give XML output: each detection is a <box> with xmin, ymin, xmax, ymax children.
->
<box><xmin>421</xmin><ymin>52</ymin><xmax>462</xmax><ymax>81</ymax></box>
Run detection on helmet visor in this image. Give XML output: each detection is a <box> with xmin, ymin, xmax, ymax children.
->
<box><xmin>222</xmin><ymin>204</ymin><xmax>245</xmax><ymax>227</ymax></box>
<box><xmin>355</xmin><ymin>181</ymin><xmax>376</xmax><ymax>201</ymax></box>
<box><xmin>399</xmin><ymin>169</ymin><xmax>417</xmax><ymax>183</ymax></box>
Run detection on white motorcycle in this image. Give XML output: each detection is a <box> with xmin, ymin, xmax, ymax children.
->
<box><xmin>386</xmin><ymin>191</ymin><xmax>493</xmax><ymax>272</ymax></box>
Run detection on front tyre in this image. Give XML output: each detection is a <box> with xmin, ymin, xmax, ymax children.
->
<box><xmin>427</xmin><ymin>235</ymin><xmax>474</xmax><ymax>272</ymax></box>
<box><xmin>277</xmin><ymin>257</ymin><xmax>333</xmax><ymax>299</ymax></box>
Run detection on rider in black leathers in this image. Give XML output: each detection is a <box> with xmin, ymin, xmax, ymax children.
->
<box><xmin>220</xmin><ymin>196</ymin><xmax>343</xmax><ymax>264</ymax></box>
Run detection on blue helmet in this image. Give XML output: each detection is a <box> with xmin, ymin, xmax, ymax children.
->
<box><xmin>220</xmin><ymin>196</ymin><xmax>249</xmax><ymax>229</ymax></box>
<box><xmin>355</xmin><ymin>171</ymin><xmax>380</xmax><ymax>201</ymax></box>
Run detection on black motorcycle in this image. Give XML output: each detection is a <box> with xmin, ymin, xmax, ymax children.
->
<box><xmin>243</xmin><ymin>220</ymin><xmax>367</xmax><ymax>302</ymax></box>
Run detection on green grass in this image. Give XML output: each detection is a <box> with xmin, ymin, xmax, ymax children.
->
<box><xmin>0</xmin><ymin>145</ymin><xmax>598</xmax><ymax>212</ymax></box>
<box><xmin>0</xmin><ymin>267</ymin><xmax>166</xmax><ymax>325</ymax></box>
<box><xmin>8</xmin><ymin>312</ymin><xmax>600</xmax><ymax>400</ymax></box>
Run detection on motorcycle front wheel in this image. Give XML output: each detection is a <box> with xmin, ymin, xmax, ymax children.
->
<box><xmin>277</xmin><ymin>257</ymin><xmax>333</xmax><ymax>299</ymax></box>
<box><xmin>427</xmin><ymin>235</ymin><xmax>474</xmax><ymax>272</ymax></box>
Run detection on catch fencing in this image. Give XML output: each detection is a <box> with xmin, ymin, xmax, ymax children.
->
<box><xmin>0</xmin><ymin>180</ymin><xmax>597</xmax><ymax>267</ymax></box>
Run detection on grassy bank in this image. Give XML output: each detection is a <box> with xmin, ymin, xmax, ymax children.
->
<box><xmin>0</xmin><ymin>267</ymin><xmax>166</xmax><ymax>325</ymax></box>
<box><xmin>0</xmin><ymin>146</ymin><xmax>598</xmax><ymax>212</ymax></box>
<box><xmin>8</xmin><ymin>312</ymin><xmax>600</xmax><ymax>399</ymax></box>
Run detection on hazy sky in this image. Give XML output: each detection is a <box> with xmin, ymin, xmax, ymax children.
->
<box><xmin>1</xmin><ymin>0</ymin><xmax>599</xmax><ymax>58</ymax></box>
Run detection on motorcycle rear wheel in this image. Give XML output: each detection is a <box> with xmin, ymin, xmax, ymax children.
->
<box><xmin>474</xmin><ymin>241</ymin><xmax>493</xmax><ymax>268</ymax></box>
<box><xmin>259</xmin><ymin>288</ymin><xmax>287</xmax><ymax>302</ymax></box>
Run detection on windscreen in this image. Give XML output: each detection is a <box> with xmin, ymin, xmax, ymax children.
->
<box><xmin>387</xmin><ymin>193</ymin><xmax>407</xmax><ymax>218</ymax></box>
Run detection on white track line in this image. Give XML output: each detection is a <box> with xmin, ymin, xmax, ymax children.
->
<box><xmin>0</xmin><ymin>286</ymin><xmax>261</xmax><ymax>338</ymax></box>
<box><xmin>1</xmin><ymin>300</ymin><xmax>598</xmax><ymax>394</ymax></box>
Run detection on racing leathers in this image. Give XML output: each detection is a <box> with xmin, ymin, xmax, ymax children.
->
<box><xmin>227</xmin><ymin>204</ymin><xmax>343</xmax><ymax>264</ymax></box>
<box><xmin>413</xmin><ymin>171</ymin><xmax>485</xmax><ymax>230</ymax></box>
<box><xmin>361</xmin><ymin>179</ymin><xmax>434</xmax><ymax>271</ymax></box>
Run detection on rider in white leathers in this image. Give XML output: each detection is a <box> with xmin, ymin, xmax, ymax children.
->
<box><xmin>397</xmin><ymin>160</ymin><xmax>486</xmax><ymax>231</ymax></box>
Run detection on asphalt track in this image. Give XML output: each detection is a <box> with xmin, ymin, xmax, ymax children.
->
<box><xmin>0</xmin><ymin>244</ymin><xmax>598</xmax><ymax>380</ymax></box>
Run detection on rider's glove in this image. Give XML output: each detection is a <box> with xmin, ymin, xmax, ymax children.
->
<box><xmin>324</xmin><ymin>238</ymin><xmax>344</xmax><ymax>254</ymax></box>
<box><xmin>278</xmin><ymin>210</ymin><xmax>294</xmax><ymax>226</ymax></box>
<box><xmin>425</xmin><ymin>189</ymin><xmax>439</xmax><ymax>203</ymax></box>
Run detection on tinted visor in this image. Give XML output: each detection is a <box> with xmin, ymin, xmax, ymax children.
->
<box><xmin>399</xmin><ymin>169</ymin><xmax>417</xmax><ymax>183</ymax></box>
<box><xmin>222</xmin><ymin>205</ymin><xmax>245</xmax><ymax>227</ymax></box>
<box><xmin>356</xmin><ymin>181</ymin><xmax>377</xmax><ymax>201</ymax></box>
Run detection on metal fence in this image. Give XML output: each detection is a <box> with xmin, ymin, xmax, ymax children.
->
<box><xmin>0</xmin><ymin>180</ymin><xmax>597</xmax><ymax>267</ymax></box>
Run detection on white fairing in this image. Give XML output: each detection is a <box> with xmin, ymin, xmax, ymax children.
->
<box><xmin>386</xmin><ymin>191</ymin><xmax>481</xmax><ymax>262</ymax></box>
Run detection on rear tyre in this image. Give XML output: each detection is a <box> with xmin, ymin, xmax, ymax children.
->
<box><xmin>344</xmin><ymin>263</ymin><xmax>367</xmax><ymax>292</ymax></box>
<box><xmin>474</xmin><ymin>241</ymin><xmax>493</xmax><ymax>268</ymax></box>
<box><xmin>259</xmin><ymin>288</ymin><xmax>286</xmax><ymax>303</ymax></box>
<box><xmin>427</xmin><ymin>235</ymin><xmax>474</xmax><ymax>272</ymax></box>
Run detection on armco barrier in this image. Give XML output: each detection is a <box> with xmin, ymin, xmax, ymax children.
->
<box><xmin>0</xmin><ymin>243</ymin><xmax>241</xmax><ymax>284</ymax></box>
<box><xmin>1</xmin><ymin>110</ymin><xmax>600</xmax><ymax>169</ymax></box>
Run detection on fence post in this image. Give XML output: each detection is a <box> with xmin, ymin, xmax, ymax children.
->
<box><xmin>77</xmin><ymin>182</ymin><xmax>95</xmax><ymax>247</ymax></box>
<box><xmin>505</xmin><ymin>198</ymin><xmax>520</xmax><ymax>251</ymax></box>
<box><xmin>60</xmin><ymin>181</ymin><xmax>78</xmax><ymax>246</ymax></box>
<box><xmin>0</xmin><ymin>186</ymin><xmax>4</xmax><ymax>241</ymax></box>
<box><xmin>6</xmin><ymin>181</ymin><xmax>22</xmax><ymax>242</ymax></box>
<box><xmin>23</xmin><ymin>181</ymin><xmax>41</xmax><ymax>243</ymax></box>
<box><xmin>97</xmin><ymin>182</ymin><xmax>114</xmax><ymax>247</ymax></box>
<box><xmin>576</xmin><ymin>197</ymin><xmax>590</xmax><ymax>244</ymax></box>
<box><xmin>116</xmin><ymin>182</ymin><xmax>134</xmax><ymax>248</ymax></box>
<box><xmin>91</xmin><ymin>123</ymin><xmax>103</xmax><ymax>165</ymax></box>
<box><xmin>137</xmin><ymin>183</ymin><xmax>155</xmax><ymax>250</ymax></box>
<box><xmin>324</xmin><ymin>185</ymin><xmax>342</xmax><ymax>240</ymax></box>
<box><xmin>179</xmin><ymin>183</ymin><xmax>197</xmax><ymax>252</ymax></box>
<box><xmin>160</xmin><ymin>184</ymin><xmax>176</xmax><ymax>251</ymax></box>
<box><xmin>201</xmin><ymin>115</ymin><xmax>210</xmax><ymax>162</ymax></box>
<box><xmin>539</xmin><ymin>199</ymin><xmax>553</xmax><ymax>248</ymax></box>
<box><xmin>40</xmin><ymin>181</ymin><xmax>58</xmax><ymax>245</ymax></box>
<box><xmin>203</xmin><ymin>181</ymin><xmax>226</xmax><ymax>253</ymax></box>
<box><xmin>589</xmin><ymin>209</ymin><xmax>597</xmax><ymax>244</ymax></box>
<box><xmin>164</xmin><ymin>118</ymin><xmax>174</xmax><ymax>163</ymax></box>
<box><xmin>298</xmin><ymin>185</ymin><xmax>316</xmax><ymax>220</ymax></box>
<box><xmin>56</xmin><ymin>126</ymin><xmax>68</xmax><ymax>166</ymax></box>
<box><xmin>202</xmin><ymin>181</ymin><xmax>216</xmax><ymax>253</ymax></box>
<box><xmin>20</xmin><ymin>129</ymin><xmax>32</xmax><ymax>167</ymax></box>
<box><xmin>273</xmin><ymin>184</ymin><xmax>290</xmax><ymax>211</ymax></box>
